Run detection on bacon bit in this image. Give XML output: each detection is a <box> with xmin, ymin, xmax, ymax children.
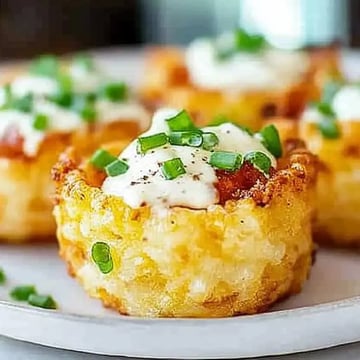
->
<box><xmin>215</xmin><ymin>161</ymin><xmax>275</xmax><ymax>204</ymax></box>
<box><xmin>0</xmin><ymin>125</ymin><xmax>25</xmax><ymax>158</ymax></box>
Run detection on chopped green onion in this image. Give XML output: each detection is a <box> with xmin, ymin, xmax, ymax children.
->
<box><xmin>10</xmin><ymin>285</ymin><xmax>37</xmax><ymax>301</ymax></box>
<box><xmin>168</xmin><ymin>131</ymin><xmax>203</xmax><ymax>147</ymax></box>
<box><xmin>91</xmin><ymin>242</ymin><xmax>113</xmax><ymax>274</ymax></box>
<box><xmin>209</xmin><ymin>151</ymin><xmax>243</xmax><ymax>171</ymax></box>
<box><xmin>2</xmin><ymin>84</ymin><xmax>12</xmax><ymax>106</ymax></box>
<box><xmin>32</xmin><ymin>113</ymin><xmax>49</xmax><ymax>131</ymax></box>
<box><xmin>166</xmin><ymin>110</ymin><xmax>197</xmax><ymax>131</ymax></box>
<box><xmin>90</xmin><ymin>149</ymin><xmax>118</xmax><ymax>170</ymax></box>
<box><xmin>0</xmin><ymin>268</ymin><xmax>5</xmax><ymax>285</ymax></box>
<box><xmin>202</xmin><ymin>132</ymin><xmax>219</xmax><ymax>150</ymax></box>
<box><xmin>244</xmin><ymin>151</ymin><xmax>272</xmax><ymax>175</ymax></box>
<box><xmin>161</xmin><ymin>157</ymin><xmax>186</xmax><ymax>180</ymax></box>
<box><xmin>137</xmin><ymin>132</ymin><xmax>168</xmax><ymax>154</ymax></box>
<box><xmin>73</xmin><ymin>54</ymin><xmax>94</xmax><ymax>71</ymax></box>
<box><xmin>105</xmin><ymin>159</ymin><xmax>129</xmax><ymax>177</ymax></box>
<box><xmin>316</xmin><ymin>102</ymin><xmax>336</xmax><ymax>117</ymax></box>
<box><xmin>71</xmin><ymin>94</ymin><xmax>97</xmax><ymax>121</ymax></box>
<box><xmin>56</xmin><ymin>73</ymin><xmax>73</xmax><ymax>93</ymax></box>
<box><xmin>318</xmin><ymin>118</ymin><xmax>340</xmax><ymax>139</ymax></box>
<box><xmin>80</xmin><ymin>104</ymin><xmax>96</xmax><ymax>122</ymax></box>
<box><xmin>29</xmin><ymin>55</ymin><xmax>59</xmax><ymax>78</ymax></box>
<box><xmin>321</xmin><ymin>80</ymin><xmax>342</xmax><ymax>104</ymax></box>
<box><xmin>49</xmin><ymin>91</ymin><xmax>73</xmax><ymax>108</ymax></box>
<box><xmin>258</xmin><ymin>124</ymin><xmax>282</xmax><ymax>158</ymax></box>
<box><xmin>11</xmin><ymin>94</ymin><xmax>33</xmax><ymax>113</ymax></box>
<box><xmin>312</xmin><ymin>101</ymin><xmax>340</xmax><ymax>139</ymax></box>
<box><xmin>100</xmin><ymin>82</ymin><xmax>127</xmax><ymax>102</ymax></box>
<box><xmin>28</xmin><ymin>294</ymin><xmax>57</xmax><ymax>309</ymax></box>
<box><xmin>234</xmin><ymin>29</ymin><xmax>266</xmax><ymax>53</ymax></box>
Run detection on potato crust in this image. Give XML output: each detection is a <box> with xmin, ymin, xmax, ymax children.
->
<box><xmin>53</xmin><ymin>143</ymin><xmax>316</xmax><ymax>318</ymax></box>
<box><xmin>140</xmin><ymin>46</ymin><xmax>340</xmax><ymax>130</ymax></box>
<box><xmin>268</xmin><ymin>118</ymin><xmax>360</xmax><ymax>247</ymax></box>
<box><xmin>0</xmin><ymin>120</ymin><xmax>142</xmax><ymax>243</ymax></box>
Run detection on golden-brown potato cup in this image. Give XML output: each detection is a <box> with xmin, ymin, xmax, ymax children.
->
<box><xmin>267</xmin><ymin>117</ymin><xmax>360</xmax><ymax>247</ymax></box>
<box><xmin>140</xmin><ymin>46</ymin><xmax>341</xmax><ymax>131</ymax></box>
<box><xmin>53</xmin><ymin>141</ymin><xmax>317</xmax><ymax>318</ymax></box>
<box><xmin>0</xmin><ymin>120</ymin><xmax>142</xmax><ymax>243</ymax></box>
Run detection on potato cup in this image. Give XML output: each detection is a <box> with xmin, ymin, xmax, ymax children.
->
<box><xmin>0</xmin><ymin>54</ymin><xmax>149</xmax><ymax>242</ymax></box>
<box><xmin>267</xmin><ymin>82</ymin><xmax>360</xmax><ymax>247</ymax></box>
<box><xmin>53</xmin><ymin>109</ymin><xmax>317</xmax><ymax>318</ymax></box>
<box><xmin>141</xmin><ymin>30</ymin><xmax>341</xmax><ymax>130</ymax></box>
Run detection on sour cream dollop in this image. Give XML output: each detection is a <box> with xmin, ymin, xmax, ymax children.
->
<box><xmin>102</xmin><ymin>109</ymin><xmax>276</xmax><ymax>210</ymax></box>
<box><xmin>185</xmin><ymin>38</ymin><xmax>309</xmax><ymax>92</ymax></box>
<box><xmin>302</xmin><ymin>85</ymin><xmax>360</xmax><ymax>123</ymax></box>
<box><xmin>0</xmin><ymin>59</ymin><xmax>149</xmax><ymax>157</ymax></box>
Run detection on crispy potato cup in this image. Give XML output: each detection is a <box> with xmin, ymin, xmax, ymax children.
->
<box><xmin>141</xmin><ymin>45</ymin><xmax>341</xmax><ymax>130</ymax></box>
<box><xmin>0</xmin><ymin>121</ymin><xmax>141</xmax><ymax>243</ymax></box>
<box><xmin>53</xmin><ymin>142</ymin><xmax>317</xmax><ymax>318</ymax></box>
<box><xmin>268</xmin><ymin>117</ymin><xmax>360</xmax><ymax>247</ymax></box>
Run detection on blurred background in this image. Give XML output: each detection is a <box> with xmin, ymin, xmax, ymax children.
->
<box><xmin>0</xmin><ymin>0</ymin><xmax>355</xmax><ymax>59</ymax></box>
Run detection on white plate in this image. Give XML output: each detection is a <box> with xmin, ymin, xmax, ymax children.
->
<box><xmin>0</xmin><ymin>245</ymin><xmax>360</xmax><ymax>359</ymax></box>
<box><xmin>1</xmin><ymin>49</ymin><xmax>360</xmax><ymax>359</ymax></box>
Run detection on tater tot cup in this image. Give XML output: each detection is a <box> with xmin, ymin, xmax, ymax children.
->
<box><xmin>52</xmin><ymin>142</ymin><xmax>317</xmax><ymax>318</ymax></box>
<box><xmin>267</xmin><ymin>118</ymin><xmax>360</xmax><ymax>247</ymax></box>
<box><xmin>0</xmin><ymin>120</ymin><xmax>142</xmax><ymax>243</ymax></box>
<box><xmin>140</xmin><ymin>46</ymin><xmax>341</xmax><ymax>130</ymax></box>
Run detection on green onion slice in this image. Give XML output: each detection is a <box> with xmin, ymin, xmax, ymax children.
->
<box><xmin>28</xmin><ymin>294</ymin><xmax>57</xmax><ymax>309</ymax></box>
<box><xmin>258</xmin><ymin>124</ymin><xmax>282</xmax><ymax>158</ymax></box>
<box><xmin>90</xmin><ymin>149</ymin><xmax>118</xmax><ymax>170</ymax></box>
<box><xmin>100</xmin><ymin>82</ymin><xmax>127</xmax><ymax>102</ymax></box>
<box><xmin>56</xmin><ymin>73</ymin><xmax>73</xmax><ymax>93</ymax></box>
<box><xmin>32</xmin><ymin>113</ymin><xmax>49</xmax><ymax>131</ymax></box>
<box><xmin>318</xmin><ymin>118</ymin><xmax>340</xmax><ymax>139</ymax></box>
<box><xmin>161</xmin><ymin>158</ymin><xmax>186</xmax><ymax>180</ymax></box>
<box><xmin>1</xmin><ymin>84</ymin><xmax>12</xmax><ymax>107</ymax></box>
<box><xmin>10</xmin><ymin>285</ymin><xmax>37</xmax><ymax>301</ymax></box>
<box><xmin>49</xmin><ymin>91</ymin><xmax>73</xmax><ymax>108</ymax></box>
<box><xmin>209</xmin><ymin>151</ymin><xmax>243</xmax><ymax>171</ymax></box>
<box><xmin>29</xmin><ymin>55</ymin><xmax>59</xmax><ymax>78</ymax></box>
<box><xmin>316</xmin><ymin>102</ymin><xmax>336</xmax><ymax>117</ymax></box>
<box><xmin>137</xmin><ymin>132</ymin><xmax>168</xmax><ymax>154</ymax></box>
<box><xmin>166</xmin><ymin>110</ymin><xmax>197</xmax><ymax>131</ymax></box>
<box><xmin>202</xmin><ymin>132</ymin><xmax>219</xmax><ymax>150</ymax></box>
<box><xmin>168</xmin><ymin>131</ymin><xmax>203</xmax><ymax>147</ymax></box>
<box><xmin>321</xmin><ymin>80</ymin><xmax>343</xmax><ymax>104</ymax></box>
<box><xmin>105</xmin><ymin>159</ymin><xmax>129</xmax><ymax>177</ymax></box>
<box><xmin>73</xmin><ymin>54</ymin><xmax>94</xmax><ymax>72</ymax></box>
<box><xmin>244</xmin><ymin>151</ymin><xmax>272</xmax><ymax>175</ymax></box>
<box><xmin>0</xmin><ymin>268</ymin><xmax>5</xmax><ymax>285</ymax></box>
<box><xmin>91</xmin><ymin>242</ymin><xmax>113</xmax><ymax>274</ymax></box>
<box><xmin>11</xmin><ymin>94</ymin><xmax>33</xmax><ymax>113</ymax></box>
<box><xmin>234</xmin><ymin>28</ymin><xmax>266</xmax><ymax>53</ymax></box>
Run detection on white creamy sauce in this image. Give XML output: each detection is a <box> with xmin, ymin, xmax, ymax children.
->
<box><xmin>332</xmin><ymin>85</ymin><xmax>360</xmax><ymax>121</ymax></box>
<box><xmin>302</xmin><ymin>85</ymin><xmax>360</xmax><ymax>122</ymax></box>
<box><xmin>185</xmin><ymin>38</ymin><xmax>309</xmax><ymax>92</ymax></box>
<box><xmin>69</xmin><ymin>63</ymin><xmax>104</xmax><ymax>93</ymax></box>
<box><xmin>0</xmin><ymin>98</ymin><xmax>149</xmax><ymax>156</ymax></box>
<box><xmin>11</xmin><ymin>75</ymin><xmax>59</xmax><ymax>98</ymax></box>
<box><xmin>102</xmin><ymin>109</ymin><xmax>275</xmax><ymax>210</ymax></box>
